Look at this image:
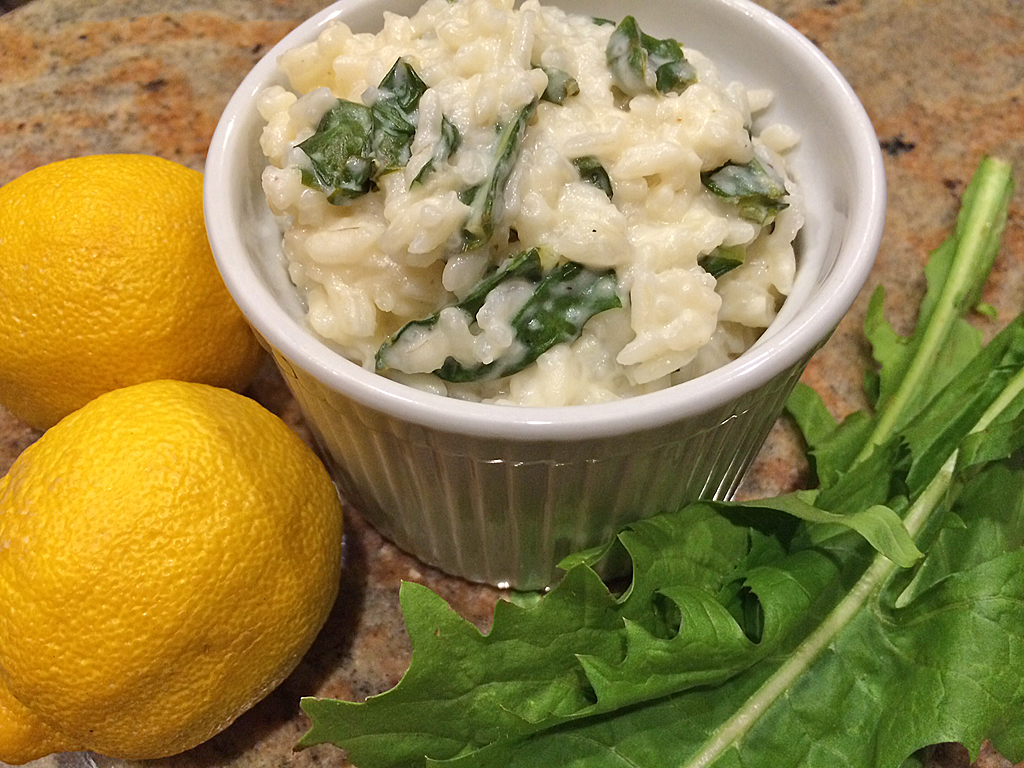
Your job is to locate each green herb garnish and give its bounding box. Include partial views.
[297,100,375,204]
[698,244,745,279]
[702,157,789,225]
[412,115,461,186]
[606,16,697,97]
[369,58,429,172]
[298,57,432,202]
[376,249,621,383]
[459,100,537,251]
[571,155,613,199]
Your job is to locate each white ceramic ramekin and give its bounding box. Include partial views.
[204,0,886,589]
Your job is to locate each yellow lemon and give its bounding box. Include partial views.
[0,380,344,763]
[0,154,264,431]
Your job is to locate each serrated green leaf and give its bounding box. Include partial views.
[785,382,876,489]
[895,460,1024,608]
[727,491,922,567]
[900,315,1024,492]
[453,529,1024,768]
[577,547,840,711]
[300,568,625,766]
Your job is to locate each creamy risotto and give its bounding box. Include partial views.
[258,0,803,406]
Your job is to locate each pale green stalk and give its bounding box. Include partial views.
[854,157,1014,464]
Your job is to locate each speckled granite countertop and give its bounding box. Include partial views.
[1,1,1022,767]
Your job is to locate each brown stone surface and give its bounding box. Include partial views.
[0,1,1022,766]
